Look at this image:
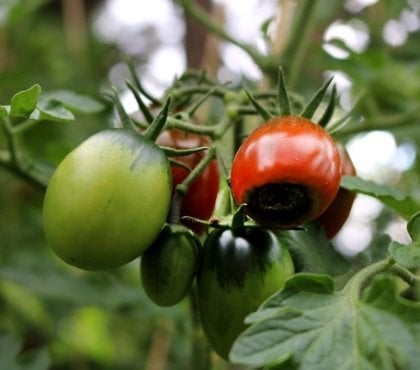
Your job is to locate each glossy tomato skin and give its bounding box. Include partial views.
[156,129,219,232]
[43,129,172,271]
[230,116,341,228]
[317,145,357,238]
[197,227,294,360]
[140,224,200,307]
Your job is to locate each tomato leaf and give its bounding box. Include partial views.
[341,175,419,219]
[42,90,104,114]
[230,274,420,370]
[407,211,420,241]
[277,222,350,277]
[388,241,420,269]
[10,84,41,119]
[35,99,75,122]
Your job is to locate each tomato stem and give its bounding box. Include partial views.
[345,257,395,303]
[169,147,216,224]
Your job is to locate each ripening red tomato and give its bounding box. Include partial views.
[316,145,357,238]
[230,116,341,228]
[156,129,219,233]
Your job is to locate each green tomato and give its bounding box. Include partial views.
[141,224,200,307]
[197,226,294,360]
[42,128,172,271]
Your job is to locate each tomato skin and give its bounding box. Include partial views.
[42,129,172,271]
[156,129,219,233]
[197,227,294,360]
[230,116,341,228]
[140,224,200,307]
[317,145,357,238]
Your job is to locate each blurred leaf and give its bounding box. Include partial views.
[388,241,420,269]
[407,211,420,241]
[341,175,419,219]
[0,105,10,116]
[42,90,105,114]
[0,334,49,370]
[10,85,41,119]
[277,222,350,276]
[34,99,75,123]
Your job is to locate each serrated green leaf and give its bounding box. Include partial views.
[230,274,420,370]
[341,175,419,219]
[36,99,75,122]
[388,241,420,269]
[246,274,334,324]
[42,90,104,114]
[10,84,41,118]
[407,211,420,241]
[277,222,350,276]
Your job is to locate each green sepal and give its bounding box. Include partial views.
[244,88,273,121]
[300,77,333,120]
[123,54,160,105]
[143,96,172,142]
[126,80,154,124]
[277,67,291,116]
[318,83,337,127]
[103,87,134,129]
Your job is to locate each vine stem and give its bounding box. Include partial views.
[345,257,396,303]
[168,147,216,225]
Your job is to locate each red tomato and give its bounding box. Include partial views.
[316,145,357,238]
[230,116,341,228]
[157,129,219,233]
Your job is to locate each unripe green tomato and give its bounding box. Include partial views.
[42,129,172,271]
[197,227,294,360]
[140,224,200,307]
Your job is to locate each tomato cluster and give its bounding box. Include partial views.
[41,75,357,363]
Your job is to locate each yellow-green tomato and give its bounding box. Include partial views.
[42,129,172,271]
[141,224,200,306]
[197,227,295,360]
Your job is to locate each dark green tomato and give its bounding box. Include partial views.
[43,129,172,271]
[141,225,200,307]
[197,227,294,360]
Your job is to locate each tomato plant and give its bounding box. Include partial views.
[317,144,357,238]
[196,224,294,359]
[1,1,420,369]
[156,129,219,232]
[140,224,200,307]
[230,115,341,228]
[43,128,172,271]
